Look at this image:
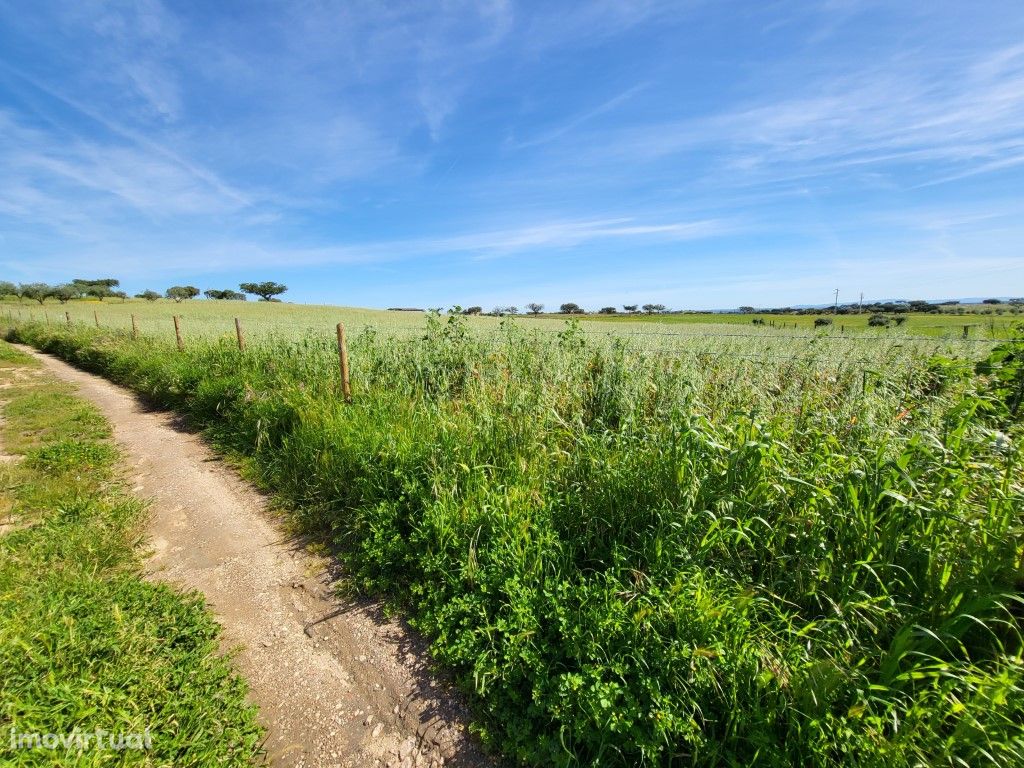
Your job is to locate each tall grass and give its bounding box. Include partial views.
[3,295,1020,342]
[6,314,1023,766]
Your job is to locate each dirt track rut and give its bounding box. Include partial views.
[18,345,492,768]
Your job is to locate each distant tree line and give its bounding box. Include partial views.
[0,278,128,305]
[440,298,1024,319]
[0,279,287,305]
[735,298,1023,316]
[452,302,672,317]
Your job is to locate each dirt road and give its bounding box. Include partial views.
[17,345,493,768]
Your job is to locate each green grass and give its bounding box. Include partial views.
[0,342,263,767]
[3,314,1022,767]
[1,296,1019,345]
[568,308,1023,335]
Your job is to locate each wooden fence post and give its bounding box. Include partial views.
[94,310,100,328]
[45,311,50,326]
[336,322,352,403]
[131,314,139,339]
[234,317,245,351]
[173,315,184,351]
[65,311,71,326]
[963,324,969,338]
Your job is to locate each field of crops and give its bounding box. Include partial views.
[3,303,1023,766]
[2,297,1021,342]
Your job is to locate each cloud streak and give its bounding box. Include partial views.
[580,41,1024,188]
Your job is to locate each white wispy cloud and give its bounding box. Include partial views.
[525,37,1024,194]
[507,82,649,150]
[0,107,250,220]
[57,0,184,121]
[0,213,730,281]
[519,1,697,53]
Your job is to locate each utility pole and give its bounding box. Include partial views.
[833,288,839,314]
[859,292,864,314]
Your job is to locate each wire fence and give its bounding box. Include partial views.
[3,307,1020,377]
[3,309,1020,409]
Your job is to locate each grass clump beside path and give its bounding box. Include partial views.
[5,316,1024,767]
[0,341,263,767]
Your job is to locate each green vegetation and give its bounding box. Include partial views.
[165,285,201,303]
[205,289,247,301]
[2,311,1022,767]
[3,296,1019,346]
[238,282,287,302]
[0,341,263,766]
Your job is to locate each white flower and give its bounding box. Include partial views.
[991,431,1012,453]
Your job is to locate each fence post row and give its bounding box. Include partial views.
[173,315,184,351]
[235,317,245,351]
[336,322,352,403]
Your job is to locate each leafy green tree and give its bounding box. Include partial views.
[20,283,52,305]
[205,289,247,300]
[166,285,200,303]
[73,278,119,301]
[0,281,16,298]
[623,304,638,313]
[526,302,544,315]
[559,302,584,314]
[598,306,617,314]
[239,281,287,301]
[461,306,482,315]
[51,284,78,304]
[136,290,161,301]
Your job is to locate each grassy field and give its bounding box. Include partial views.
[0,341,263,766]
[2,305,1022,767]
[1,297,1020,344]
[569,308,1023,334]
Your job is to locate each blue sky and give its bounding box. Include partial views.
[1,1,1023,310]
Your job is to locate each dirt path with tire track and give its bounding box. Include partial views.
[16,345,493,768]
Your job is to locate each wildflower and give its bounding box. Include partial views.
[991,431,1012,453]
